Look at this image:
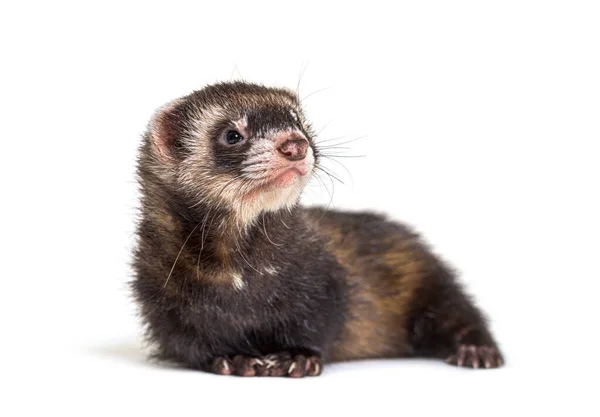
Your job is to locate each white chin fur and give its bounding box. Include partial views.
[237,141,315,224]
[234,172,310,226]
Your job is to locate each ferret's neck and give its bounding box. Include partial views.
[165,195,300,279]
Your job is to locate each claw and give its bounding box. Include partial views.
[446,344,503,369]
[313,362,321,376]
[288,362,296,374]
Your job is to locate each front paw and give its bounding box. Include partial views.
[262,352,322,378]
[446,345,504,369]
[210,352,323,377]
[211,356,248,376]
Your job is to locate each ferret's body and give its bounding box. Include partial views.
[132,82,502,376]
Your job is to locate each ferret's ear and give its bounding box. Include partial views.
[148,98,186,161]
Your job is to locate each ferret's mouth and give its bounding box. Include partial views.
[269,167,308,188]
[243,166,310,201]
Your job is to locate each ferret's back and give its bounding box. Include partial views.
[303,207,439,361]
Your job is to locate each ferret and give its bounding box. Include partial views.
[131,81,503,377]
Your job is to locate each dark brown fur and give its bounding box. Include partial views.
[131,81,503,377]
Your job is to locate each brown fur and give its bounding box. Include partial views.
[304,208,433,360]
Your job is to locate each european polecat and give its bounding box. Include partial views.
[131,81,503,377]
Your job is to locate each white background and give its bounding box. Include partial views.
[1,1,599,416]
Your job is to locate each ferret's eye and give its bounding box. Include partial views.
[224,130,244,145]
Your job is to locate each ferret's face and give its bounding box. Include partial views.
[149,82,317,224]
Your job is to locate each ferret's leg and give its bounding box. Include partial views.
[408,263,504,369]
[210,351,322,377]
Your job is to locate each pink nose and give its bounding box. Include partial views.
[277,138,309,161]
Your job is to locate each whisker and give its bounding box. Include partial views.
[317,146,352,151]
[235,238,263,275]
[196,206,215,280]
[317,136,366,146]
[312,171,334,211]
[320,155,354,184]
[164,221,202,288]
[315,165,344,185]
[296,61,309,102]
[193,174,249,277]
[313,171,330,197]
[315,120,333,138]
[323,171,336,212]
[300,87,329,104]
[261,212,283,246]
[312,171,336,222]
[316,136,345,144]
[320,154,366,159]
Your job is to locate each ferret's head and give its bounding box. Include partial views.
[146,81,317,224]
